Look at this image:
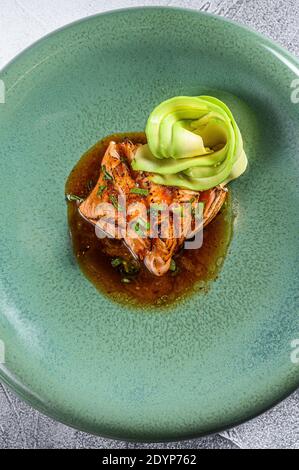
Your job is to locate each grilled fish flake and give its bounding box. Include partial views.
[79,140,227,276]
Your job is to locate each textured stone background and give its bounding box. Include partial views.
[0,0,298,449]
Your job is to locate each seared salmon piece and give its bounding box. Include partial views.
[79,140,227,276]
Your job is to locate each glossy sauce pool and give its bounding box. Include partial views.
[65,133,233,308]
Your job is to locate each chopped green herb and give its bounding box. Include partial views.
[65,194,84,203]
[109,194,124,211]
[123,261,139,275]
[137,217,149,227]
[111,258,122,268]
[169,258,180,276]
[134,217,150,234]
[169,259,176,272]
[192,201,204,217]
[97,184,106,197]
[171,267,180,277]
[130,187,149,196]
[102,165,113,181]
[172,206,184,217]
[150,203,166,213]
[121,277,131,284]
[134,222,145,236]
[109,194,118,209]
[111,257,140,275]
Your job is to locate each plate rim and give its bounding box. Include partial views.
[0,369,298,443]
[1,5,298,77]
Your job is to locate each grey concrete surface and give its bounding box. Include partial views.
[0,0,298,449]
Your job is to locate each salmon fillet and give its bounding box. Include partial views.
[79,140,227,276]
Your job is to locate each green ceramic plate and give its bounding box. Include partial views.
[0,7,298,441]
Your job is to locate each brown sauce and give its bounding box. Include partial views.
[65,133,233,308]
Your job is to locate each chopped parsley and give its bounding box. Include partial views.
[169,259,176,272]
[111,258,123,268]
[172,205,184,217]
[130,187,149,196]
[102,165,113,181]
[169,258,180,276]
[109,194,124,211]
[111,258,140,280]
[150,203,166,214]
[134,217,150,235]
[134,222,140,233]
[97,184,106,197]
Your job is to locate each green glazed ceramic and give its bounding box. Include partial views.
[0,7,298,441]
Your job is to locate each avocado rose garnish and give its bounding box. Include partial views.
[132,95,247,190]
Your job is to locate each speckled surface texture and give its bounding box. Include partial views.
[0,0,298,449]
